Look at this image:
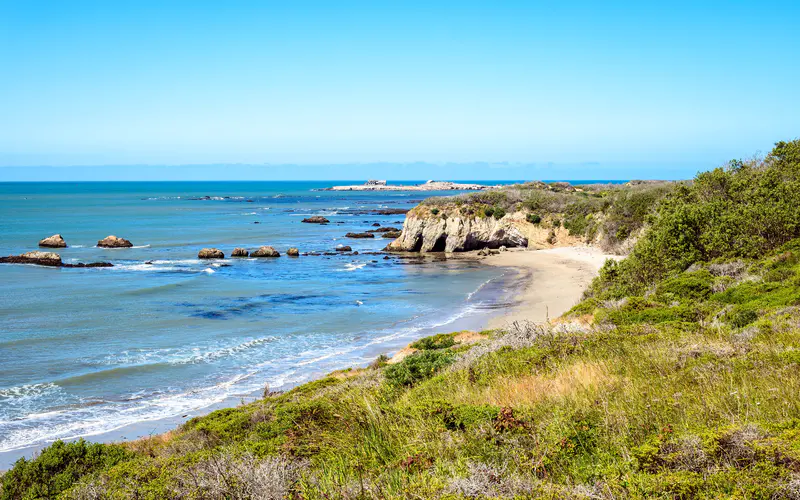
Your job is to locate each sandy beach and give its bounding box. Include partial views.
[484,246,620,328]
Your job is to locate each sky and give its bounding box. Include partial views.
[0,1,798,181]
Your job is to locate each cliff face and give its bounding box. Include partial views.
[386,210,529,252]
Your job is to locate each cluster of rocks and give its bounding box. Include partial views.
[37,234,136,248]
[302,216,330,224]
[198,246,304,259]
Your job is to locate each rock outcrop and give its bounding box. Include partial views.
[97,235,133,248]
[39,234,67,248]
[231,248,249,257]
[302,216,330,224]
[382,231,402,238]
[287,247,300,257]
[0,251,113,268]
[335,245,352,252]
[251,246,280,257]
[386,211,528,252]
[345,232,375,239]
[198,248,224,259]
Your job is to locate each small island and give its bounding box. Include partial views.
[319,179,499,191]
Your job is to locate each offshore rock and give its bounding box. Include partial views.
[345,232,375,239]
[97,235,133,248]
[302,216,330,224]
[231,247,249,257]
[287,247,300,257]
[251,246,280,257]
[198,248,224,259]
[39,234,67,248]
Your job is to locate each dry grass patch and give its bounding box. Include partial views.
[460,360,613,407]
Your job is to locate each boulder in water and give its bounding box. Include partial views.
[39,234,67,248]
[251,246,280,257]
[345,232,375,239]
[0,251,62,267]
[287,247,300,257]
[335,245,352,252]
[97,235,133,248]
[198,248,224,259]
[231,247,249,257]
[302,216,330,224]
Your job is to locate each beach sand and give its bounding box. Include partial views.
[483,246,620,328]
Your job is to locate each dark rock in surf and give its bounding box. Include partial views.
[302,216,330,224]
[335,245,352,252]
[231,248,249,257]
[345,232,375,239]
[287,247,300,257]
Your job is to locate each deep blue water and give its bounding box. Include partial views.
[0,181,528,455]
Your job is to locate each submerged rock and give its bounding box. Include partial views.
[251,246,280,257]
[287,247,300,257]
[39,234,67,248]
[345,232,375,239]
[198,248,224,259]
[302,216,330,224]
[231,247,249,257]
[97,235,133,248]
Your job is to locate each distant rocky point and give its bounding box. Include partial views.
[319,180,498,192]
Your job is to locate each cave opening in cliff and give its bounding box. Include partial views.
[431,234,447,252]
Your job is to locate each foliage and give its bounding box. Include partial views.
[384,350,455,388]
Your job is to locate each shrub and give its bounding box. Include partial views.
[0,439,132,500]
[492,207,506,219]
[483,206,495,218]
[430,208,440,215]
[411,333,456,350]
[384,350,455,387]
[526,213,541,224]
[727,307,759,328]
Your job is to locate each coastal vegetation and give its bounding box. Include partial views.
[4,139,800,499]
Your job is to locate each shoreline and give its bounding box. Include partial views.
[0,245,615,468]
[481,246,620,328]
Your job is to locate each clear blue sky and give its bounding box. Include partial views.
[1,1,798,180]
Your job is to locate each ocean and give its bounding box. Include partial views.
[0,181,529,463]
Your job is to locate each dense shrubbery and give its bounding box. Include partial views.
[591,140,800,298]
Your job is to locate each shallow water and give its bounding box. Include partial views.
[0,181,522,459]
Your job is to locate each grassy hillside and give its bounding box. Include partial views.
[4,140,800,499]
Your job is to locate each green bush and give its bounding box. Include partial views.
[526,213,542,224]
[492,206,506,219]
[727,307,759,328]
[384,350,455,388]
[1,439,132,500]
[411,333,456,350]
[430,208,439,215]
[483,206,495,218]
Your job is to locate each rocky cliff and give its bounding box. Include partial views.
[386,210,529,252]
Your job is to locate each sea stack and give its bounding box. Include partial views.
[97,235,133,248]
[39,234,67,248]
[198,248,224,259]
[251,246,280,257]
[287,247,300,257]
[231,248,249,257]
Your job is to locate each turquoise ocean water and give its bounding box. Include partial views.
[0,181,530,460]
